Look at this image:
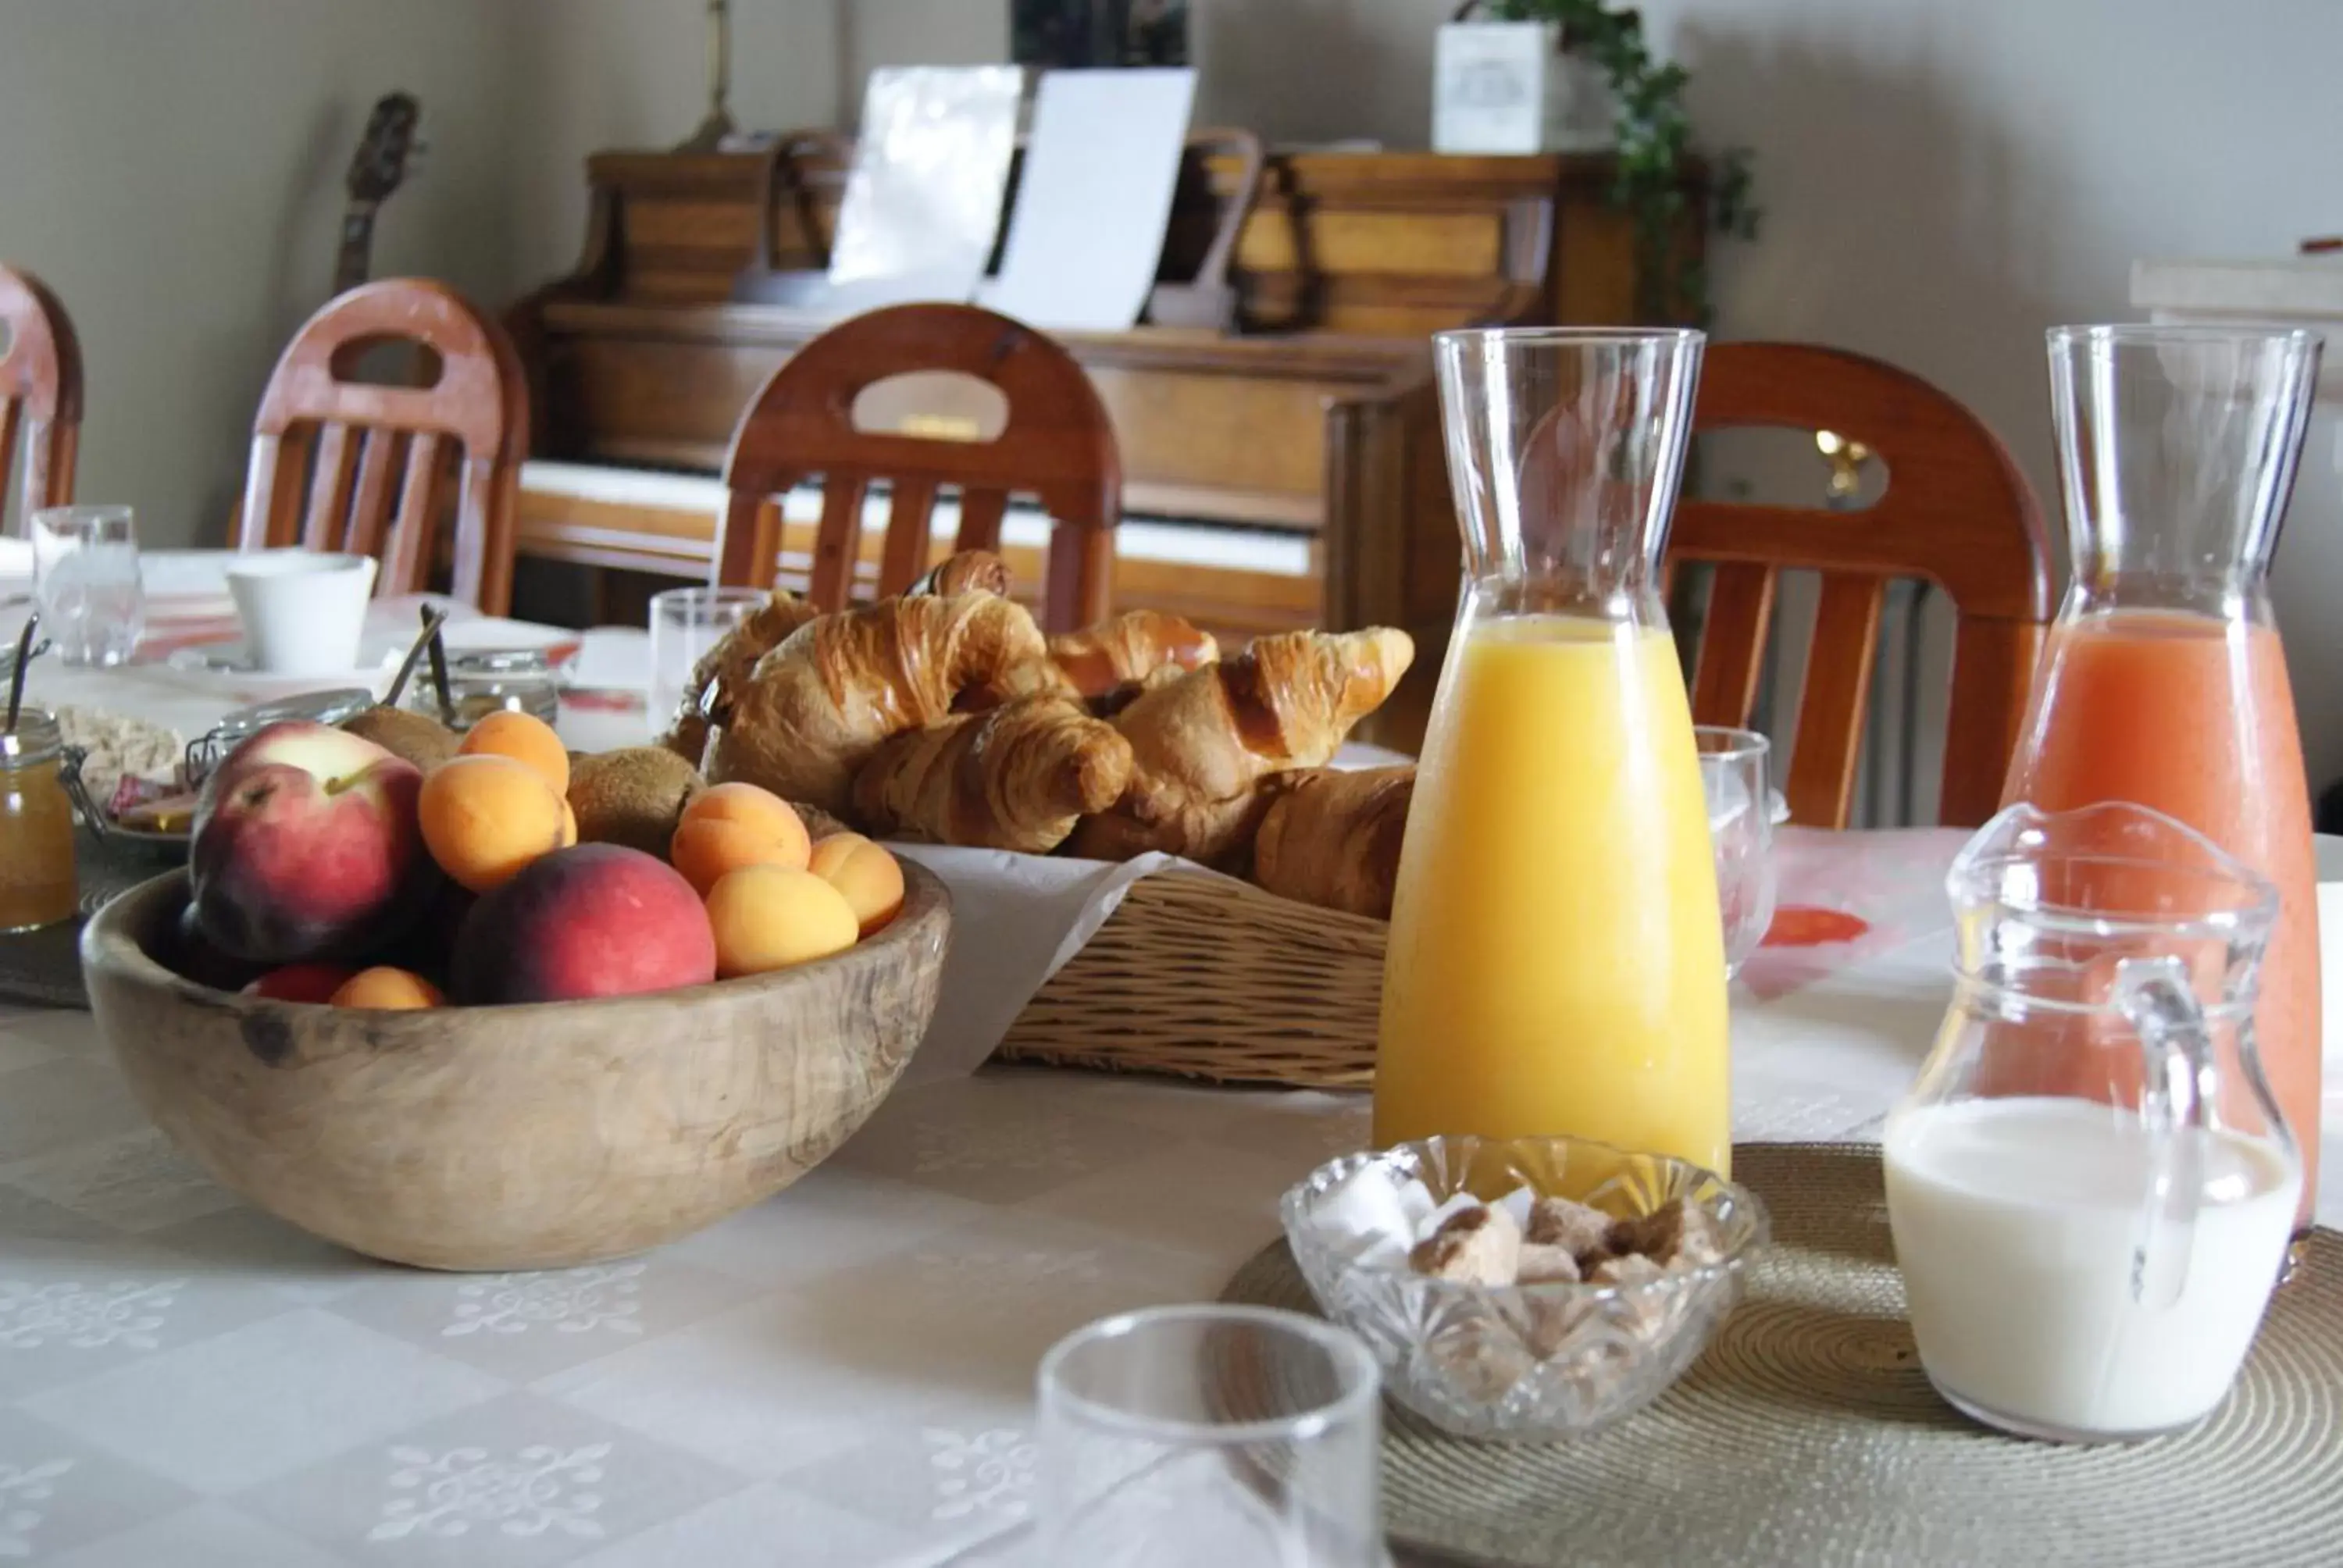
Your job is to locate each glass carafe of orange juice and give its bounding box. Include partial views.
[2002,325,2324,1235]
[1374,327,1729,1171]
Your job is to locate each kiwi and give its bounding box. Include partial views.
[567,747,704,857]
[341,706,461,771]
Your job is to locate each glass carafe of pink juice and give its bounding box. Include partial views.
[2002,325,2323,1234]
[1374,328,1730,1171]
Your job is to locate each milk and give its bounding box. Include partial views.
[1884,1097,2298,1441]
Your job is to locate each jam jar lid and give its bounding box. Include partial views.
[0,709,62,769]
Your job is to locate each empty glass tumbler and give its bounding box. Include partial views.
[1036,1305,1382,1566]
[30,505,144,667]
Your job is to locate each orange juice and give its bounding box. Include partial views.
[1374,616,1731,1171]
[2002,608,2321,1226]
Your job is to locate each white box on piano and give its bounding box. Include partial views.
[1432,20,1614,155]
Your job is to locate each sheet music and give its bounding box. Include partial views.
[980,68,1197,332]
[828,66,1025,308]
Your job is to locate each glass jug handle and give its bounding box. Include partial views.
[2114,956,2217,1310]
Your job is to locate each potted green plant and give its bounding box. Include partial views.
[1467,1,1758,322]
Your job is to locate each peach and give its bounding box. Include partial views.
[419,754,569,893]
[458,709,570,794]
[244,962,358,1003]
[671,782,810,895]
[705,864,858,978]
[807,832,905,937]
[330,966,444,1009]
[561,799,579,847]
[450,844,716,1004]
[191,720,439,964]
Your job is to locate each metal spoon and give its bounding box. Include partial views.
[5,612,40,733]
[422,605,455,724]
[382,606,451,710]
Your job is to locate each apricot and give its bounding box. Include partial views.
[458,710,570,795]
[560,799,579,847]
[705,864,858,977]
[807,832,905,937]
[671,782,810,895]
[330,966,444,1009]
[419,754,569,893]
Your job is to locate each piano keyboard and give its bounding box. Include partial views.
[517,459,1325,639]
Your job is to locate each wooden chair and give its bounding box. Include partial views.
[0,265,83,529]
[238,278,529,613]
[1669,343,2052,828]
[713,303,1120,630]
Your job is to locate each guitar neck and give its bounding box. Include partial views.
[334,201,380,296]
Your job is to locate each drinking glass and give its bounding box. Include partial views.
[1697,725,1777,977]
[1037,1304,1382,1567]
[30,505,144,667]
[647,586,767,742]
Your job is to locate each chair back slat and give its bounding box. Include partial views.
[808,476,869,610]
[0,266,83,529]
[236,279,526,611]
[301,422,362,552]
[1669,342,2051,827]
[1780,571,1888,828]
[344,426,403,560]
[1687,561,1777,729]
[956,487,1009,555]
[717,304,1120,629]
[383,431,445,600]
[877,477,940,597]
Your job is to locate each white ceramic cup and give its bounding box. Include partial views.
[226,552,379,675]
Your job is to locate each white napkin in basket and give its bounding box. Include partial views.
[890,846,1239,1082]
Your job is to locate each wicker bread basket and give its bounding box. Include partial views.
[994,869,1385,1089]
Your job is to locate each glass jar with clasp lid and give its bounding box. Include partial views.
[183,689,378,786]
[396,647,561,733]
[0,710,81,931]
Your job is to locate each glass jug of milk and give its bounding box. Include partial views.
[1885,801,2302,1443]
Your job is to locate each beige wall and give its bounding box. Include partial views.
[0,0,839,547]
[504,0,842,290]
[0,0,527,545]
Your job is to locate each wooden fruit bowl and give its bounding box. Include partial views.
[79,861,951,1271]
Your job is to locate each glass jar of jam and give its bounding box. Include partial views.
[0,710,80,932]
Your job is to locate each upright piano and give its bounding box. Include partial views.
[511,144,1702,746]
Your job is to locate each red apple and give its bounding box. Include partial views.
[242,963,359,1003]
[190,720,440,964]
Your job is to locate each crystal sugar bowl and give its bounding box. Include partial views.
[1281,1135,1767,1440]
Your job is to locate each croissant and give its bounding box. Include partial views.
[1252,766,1415,918]
[1068,627,1414,865]
[708,591,1047,814]
[908,549,1012,600]
[853,693,1134,853]
[658,590,825,766]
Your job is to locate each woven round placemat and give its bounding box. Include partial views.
[1223,1142,2343,1567]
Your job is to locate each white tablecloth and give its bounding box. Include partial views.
[3,661,2338,1564]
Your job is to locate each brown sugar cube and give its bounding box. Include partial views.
[1608,1199,1725,1268]
[1525,1196,1614,1260]
[1516,1242,1582,1285]
[1408,1203,1522,1286]
[1590,1252,1678,1341]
